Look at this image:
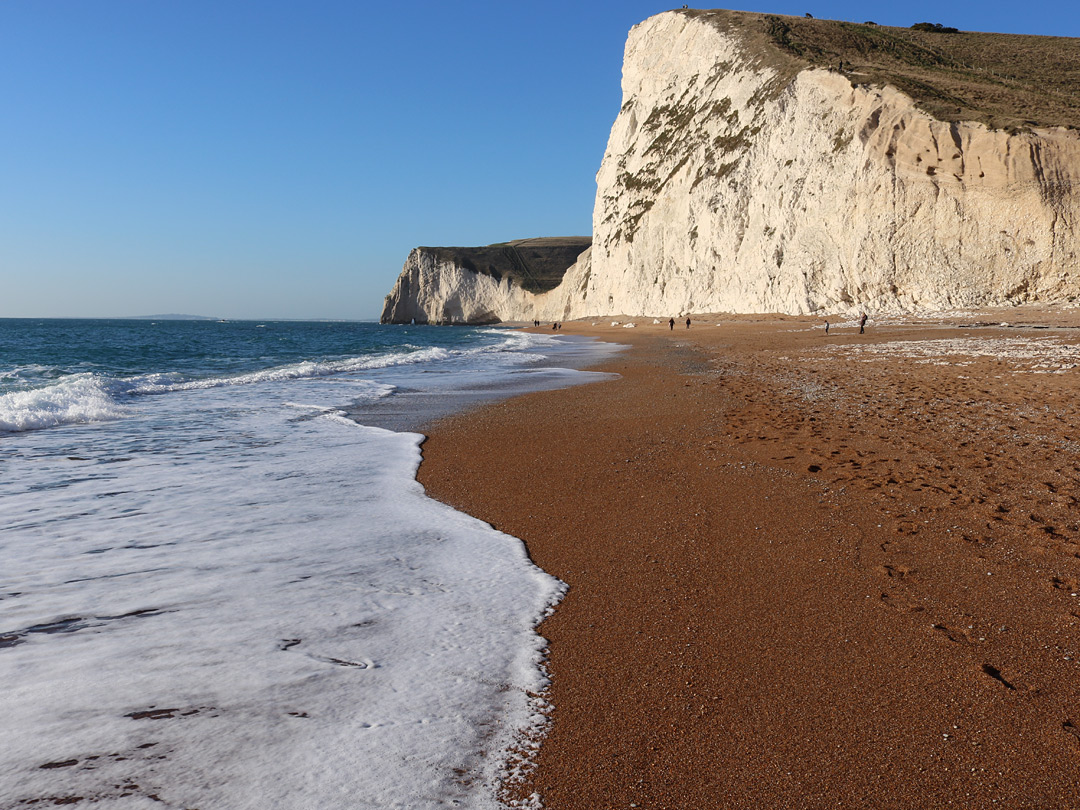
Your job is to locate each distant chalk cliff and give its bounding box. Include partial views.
[380,238,590,324]
[381,10,1080,321]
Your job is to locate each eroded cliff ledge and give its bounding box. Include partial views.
[380,237,590,324]
[382,10,1080,321]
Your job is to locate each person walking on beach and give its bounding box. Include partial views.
[685,317,691,329]
[669,317,675,331]
[859,312,868,334]
[825,320,830,335]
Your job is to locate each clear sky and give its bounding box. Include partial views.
[2,0,1076,320]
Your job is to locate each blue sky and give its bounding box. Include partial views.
[2,1,1076,320]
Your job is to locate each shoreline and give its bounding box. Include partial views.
[418,314,1080,808]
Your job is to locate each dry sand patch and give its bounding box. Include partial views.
[420,315,1080,808]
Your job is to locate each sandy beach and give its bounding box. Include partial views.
[418,312,1080,809]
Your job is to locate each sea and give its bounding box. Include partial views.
[0,318,619,809]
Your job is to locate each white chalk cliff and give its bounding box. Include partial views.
[382,10,1080,322]
[380,238,590,324]
[380,248,532,326]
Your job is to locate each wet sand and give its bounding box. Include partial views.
[418,312,1080,809]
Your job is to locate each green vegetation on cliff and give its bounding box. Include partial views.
[682,9,1080,132]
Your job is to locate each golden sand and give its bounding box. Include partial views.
[419,313,1080,808]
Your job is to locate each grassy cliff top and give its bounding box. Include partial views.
[679,8,1080,132]
[419,237,591,295]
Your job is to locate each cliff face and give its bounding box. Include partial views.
[380,238,589,324]
[383,11,1080,321]
[563,11,1080,317]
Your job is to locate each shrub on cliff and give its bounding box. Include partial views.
[911,22,959,33]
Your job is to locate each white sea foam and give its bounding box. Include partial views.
[0,373,128,433]
[0,373,564,808]
[0,327,622,806]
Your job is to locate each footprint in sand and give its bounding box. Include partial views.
[875,564,914,579]
[1051,577,1080,595]
[879,592,923,613]
[932,623,978,645]
[980,663,1017,690]
[1063,720,1080,746]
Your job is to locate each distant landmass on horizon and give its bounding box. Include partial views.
[127,314,220,320]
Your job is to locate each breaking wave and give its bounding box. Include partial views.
[0,331,552,434]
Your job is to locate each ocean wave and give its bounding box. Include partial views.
[0,334,552,434]
[127,347,458,394]
[478,328,560,350]
[132,335,557,393]
[0,373,128,433]
[0,364,67,388]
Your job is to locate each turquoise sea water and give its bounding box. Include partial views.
[0,319,617,808]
